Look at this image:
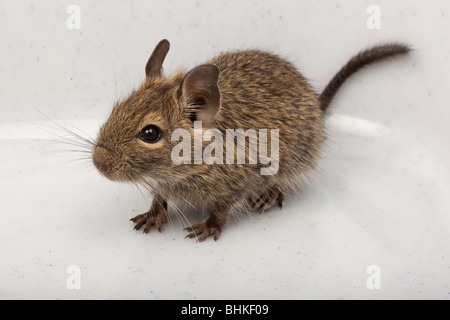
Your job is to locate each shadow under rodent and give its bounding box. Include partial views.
[92,39,410,242]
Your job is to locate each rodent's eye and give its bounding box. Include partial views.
[139,125,161,143]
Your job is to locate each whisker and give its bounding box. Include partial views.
[34,149,92,159]
[38,142,93,153]
[32,123,94,153]
[111,55,120,104]
[132,175,176,231]
[31,106,96,147]
[115,50,134,94]
[133,173,194,233]
[47,149,93,154]
[56,118,96,146]
[53,156,93,169]
[177,194,199,213]
[167,199,194,232]
[71,160,94,172]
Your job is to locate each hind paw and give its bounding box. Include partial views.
[248,185,284,213]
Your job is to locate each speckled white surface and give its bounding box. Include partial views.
[1,0,449,299]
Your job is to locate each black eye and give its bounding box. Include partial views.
[139,125,161,143]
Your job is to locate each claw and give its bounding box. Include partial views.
[184,221,221,241]
[130,209,167,234]
[249,186,284,213]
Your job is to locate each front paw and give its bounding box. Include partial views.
[184,220,222,242]
[130,206,167,234]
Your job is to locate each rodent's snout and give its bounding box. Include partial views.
[92,149,108,173]
[92,145,123,181]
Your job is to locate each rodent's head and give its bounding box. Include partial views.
[92,39,221,183]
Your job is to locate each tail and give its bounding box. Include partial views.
[319,43,411,112]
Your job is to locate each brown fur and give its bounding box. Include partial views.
[92,40,409,241]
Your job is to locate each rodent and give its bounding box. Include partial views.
[92,39,410,241]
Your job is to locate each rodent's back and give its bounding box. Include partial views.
[208,50,324,188]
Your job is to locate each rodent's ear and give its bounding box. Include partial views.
[179,64,221,126]
[145,39,170,78]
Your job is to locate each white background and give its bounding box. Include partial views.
[0,0,449,299]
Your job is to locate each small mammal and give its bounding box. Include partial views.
[92,39,410,241]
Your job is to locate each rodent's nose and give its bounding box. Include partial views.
[93,156,108,173]
[92,146,115,178]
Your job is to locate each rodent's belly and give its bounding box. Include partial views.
[157,184,215,213]
[154,165,282,208]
